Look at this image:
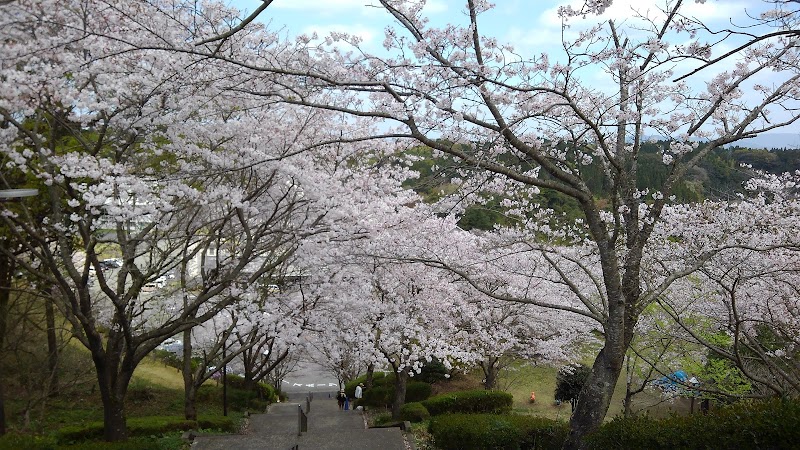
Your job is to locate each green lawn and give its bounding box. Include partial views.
[499,362,696,421]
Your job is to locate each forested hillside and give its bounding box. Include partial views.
[403,142,800,230]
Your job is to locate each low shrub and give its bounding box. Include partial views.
[227,388,269,412]
[196,384,217,402]
[197,416,237,433]
[58,433,184,450]
[361,385,393,407]
[586,398,800,449]
[406,381,433,402]
[223,375,277,403]
[151,349,182,370]
[401,402,431,423]
[127,380,158,402]
[126,416,196,435]
[0,433,56,450]
[373,413,394,426]
[56,415,236,444]
[429,414,567,450]
[422,390,513,416]
[56,423,105,443]
[346,373,432,406]
[345,372,392,397]
[417,358,450,384]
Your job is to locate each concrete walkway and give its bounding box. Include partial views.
[192,393,407,450]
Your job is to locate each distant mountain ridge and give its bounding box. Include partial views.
[643,133,800,150]
[725,133,800,150]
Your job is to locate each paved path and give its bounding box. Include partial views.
[192,394,407,450]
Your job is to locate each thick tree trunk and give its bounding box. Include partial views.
[97,371,129,442]
[100,395,127,442]
[45,296,59,397]
[390,370,408,420]
[563,347,625,449]
[482,357,499,390]
[0,250,11,436]
[92,335,134,441]
[182,329,197,421]
[242,349,256,391]
[184,384,198,421]
[365,363,375,389]
[0,380,5,436]
[243,373,256,391]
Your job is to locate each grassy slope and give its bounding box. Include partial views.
[133,358,186,390]
[435,362,695,423]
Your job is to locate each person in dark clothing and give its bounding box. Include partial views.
[336,390,346,410]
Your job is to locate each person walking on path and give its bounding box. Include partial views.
[336,389,346,410]
[354,383,363,407]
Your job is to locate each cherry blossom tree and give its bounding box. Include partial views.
[193,0,800,445]
[650,171,800,397]
[0,0,342,440]
[454,275,584,390]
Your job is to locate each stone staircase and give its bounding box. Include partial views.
[192,394,408,450]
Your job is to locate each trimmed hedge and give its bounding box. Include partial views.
[345,372,392,398]
[586,398,800,449]
[58,433,185,449]
[362,385,392,407]
[56,415,236,444]
[400,402,431,423]
[406,381,433,403]
[422,390,513,416]
[348,373,433,407]
[429,414,568,450]
[224,374,278,403]
[0,433,56,450]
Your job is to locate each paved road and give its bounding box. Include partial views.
[192,395,408,450]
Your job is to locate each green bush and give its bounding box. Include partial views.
[58,433,184,450]
[361,385,393,407]
[227,388,269,412]
[197,416,238,432]
[400,402,431,423]
[417,358,450,384]
[345,372,392,397]
[429,414,567,450]
[152,349,182,370]
[223,375,277,403]
[127,379,158,402]
[422,390,513,416]
[406,381,433,402]
[0,433,56,450]
[196,384,217,402]
[346,373,431,406]
[56,415,236,444]
[56,423,105,443]
[587,399,800,449]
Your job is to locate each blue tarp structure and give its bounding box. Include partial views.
[653,370,689,392]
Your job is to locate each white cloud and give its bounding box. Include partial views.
[535,0,751,28]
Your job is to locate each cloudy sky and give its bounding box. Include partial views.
[229,0,759,54]
[225,0,799,138]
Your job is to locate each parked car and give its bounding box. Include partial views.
[99,258,122,269]
[156,338,183,354]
